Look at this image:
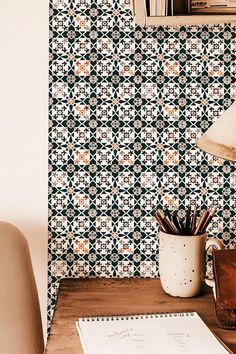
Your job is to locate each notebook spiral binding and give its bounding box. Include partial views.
[81,312,195,321]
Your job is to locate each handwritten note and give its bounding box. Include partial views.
[76,312,229,354]
[166,332,191,353]
[108,328,145,351]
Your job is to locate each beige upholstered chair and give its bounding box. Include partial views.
[0,222,44,354]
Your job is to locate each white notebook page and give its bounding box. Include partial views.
[76,312,229,354]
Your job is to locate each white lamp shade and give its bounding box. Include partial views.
[197,101,236,162]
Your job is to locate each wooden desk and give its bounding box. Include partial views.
[45,278,236,354]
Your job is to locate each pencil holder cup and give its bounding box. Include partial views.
[158,232,224,297]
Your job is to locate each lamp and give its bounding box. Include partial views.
[197,100,236,162]
[197,101,236,330]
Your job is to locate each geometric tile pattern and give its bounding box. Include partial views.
[49,0,236,328]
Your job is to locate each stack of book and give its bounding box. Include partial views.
[147,0,191,16]
[191,0,236,13]
[146,0,236,15]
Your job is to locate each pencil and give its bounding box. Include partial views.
[200,208,216,234]
[185,205,191,233]
[172,214,182,233]
[156,210,173,234]
[191,206,197,234]
[155,211,172,233]
[194,210,209,235]
[157,210,179,235]
[153,213,166,232]
[165,206,172,222]
[153,206,216,236]
[164,217,180,235]
[179,218,186,234]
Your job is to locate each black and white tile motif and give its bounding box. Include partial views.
[49,0,236,327]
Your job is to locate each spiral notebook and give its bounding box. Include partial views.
[76,312,231,354]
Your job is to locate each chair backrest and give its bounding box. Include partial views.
[0,222,44,354]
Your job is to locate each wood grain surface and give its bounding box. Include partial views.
[45,278,236,354]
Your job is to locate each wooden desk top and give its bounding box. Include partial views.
[45,278,236,354]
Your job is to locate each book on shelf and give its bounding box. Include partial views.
[191,0,236,12]
[75,311,232,354]
[148,0,191,15]
[191,6,236,12]
[149,0,167,16]
[146,0,236,15]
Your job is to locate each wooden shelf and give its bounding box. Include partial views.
[131,0,236,26]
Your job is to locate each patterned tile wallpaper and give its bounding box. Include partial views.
[49,0,236,324]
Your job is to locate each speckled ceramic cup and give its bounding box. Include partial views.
[158,232,223,297]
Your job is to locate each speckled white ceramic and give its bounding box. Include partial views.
[158,232,223,298]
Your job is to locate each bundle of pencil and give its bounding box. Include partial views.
[153,206,215,236]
